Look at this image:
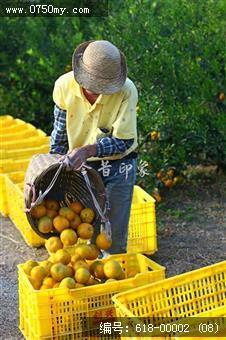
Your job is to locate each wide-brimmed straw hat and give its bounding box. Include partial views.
[72,40,127,95]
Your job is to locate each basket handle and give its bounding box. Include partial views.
[25,161,64,212]
[80,165,112,240]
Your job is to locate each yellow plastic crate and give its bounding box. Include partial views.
[0,143,50,160]
[2,128,46,142]
[112,261,226,339]
[7,171,25,183]
[18,253,165,340]
[5,175,45,247]
[127,185,157,254]
[1,135,49,150]
[0,118,27,132]
[0,158,30,173]
[0,174,8,216]
[0,115,14,123]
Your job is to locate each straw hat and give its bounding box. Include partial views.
[72,40,127,95]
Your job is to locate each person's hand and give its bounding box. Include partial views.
[64,145,97,170]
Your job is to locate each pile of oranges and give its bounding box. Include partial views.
[31,199,111,251]
[22,247,138,290]
[26,199,141,291]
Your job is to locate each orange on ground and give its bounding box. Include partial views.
[80,208,95,223]
[50,263,69,282]
[70,214,82,230]
[104,260,123,279]
[95,233,112,250]
[77,223,94,239]
[60,229,78,246]
[54,249,71,265]
[45,236,63,253]
[70,201,83,214]
[59,207,75,221]
[38,216,53,233]
[31,204,46,219]
[53,216,70,232]
[44,199,60,211]
[75,267,90,284]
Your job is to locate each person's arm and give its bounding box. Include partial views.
[50,105,69,155]
[96,137,134,157]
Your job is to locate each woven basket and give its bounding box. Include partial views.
[24,154,108,239]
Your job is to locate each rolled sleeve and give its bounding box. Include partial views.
[50,105,69,155]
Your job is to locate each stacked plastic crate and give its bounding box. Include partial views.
[0,115,49,246]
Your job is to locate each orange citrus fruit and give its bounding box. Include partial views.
[54,249,71,265]
[59,277,76,289]
[70,201,83,214]
[104,260,123,279]
[74,244,92,259]
[23,260,38,275]
[60,229,78,246]
[44,199,60,211]
[39,260,53,275]
[75,283,85,288]
[28,276,42,290]
[50,263,69,282]
[75,267,91,284]
[43,277,57,288]
[164,179,174,188]
[95,233,112,250]
[59,207,75,221]
[46,209,58,219]
[70,253,83,264]
[73,260,89,271]
[80,208,95,223]
[31,204,46,219]
[85,244,100,260]
[53,216,70,232]
[45,236,63,253]
[30,265,47,282]
[38,216,53,233]
[89,261,105,280]
[77,223,94,239]
[86,276,100,286]
[70,214,82,230]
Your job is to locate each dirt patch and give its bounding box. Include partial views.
[0,174,225,339]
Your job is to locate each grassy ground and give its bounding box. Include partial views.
[0,173,225,339]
